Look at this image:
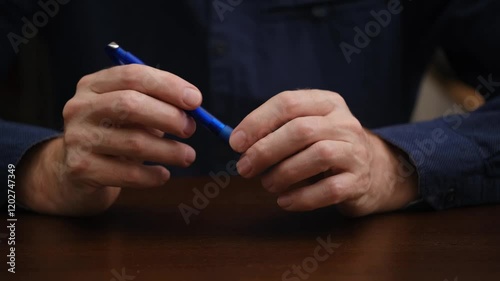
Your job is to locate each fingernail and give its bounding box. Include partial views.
[185,147,196,165]
[237,156,252,176]
[231,130,247,152]
[183,117,196,136]
[161,169,171,184]
[277,194,293,208]
[183,88,201,107]
[261,177,274,191]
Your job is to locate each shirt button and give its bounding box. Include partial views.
[212,41,228,56]
[445,188,456,203]
[311,5,330,19]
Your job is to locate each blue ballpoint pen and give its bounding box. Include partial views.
[105,42,234,144]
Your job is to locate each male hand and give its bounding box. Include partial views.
[18,65,201,216]
[230,90,418,216]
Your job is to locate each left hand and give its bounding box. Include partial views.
[230,90,418,217]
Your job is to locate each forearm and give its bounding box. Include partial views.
[0,120,60,206]
[372,96,500,210]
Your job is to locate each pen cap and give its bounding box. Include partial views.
[218,125,233,144]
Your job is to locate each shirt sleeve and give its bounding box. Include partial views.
[1,120,60,205]
[373,96,500,210]
[373,0,500,210]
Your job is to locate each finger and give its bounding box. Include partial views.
[230,90,347,152]
[238,116,354,177]
[90,90,196,138]
[144,127,165,138]
[78,64,202,109]
[115,123,165,138]
[276,173,356,211]
[109,126,164,163]
[66,153,171,189]
[261,140,353,193]
[89,127,196,167]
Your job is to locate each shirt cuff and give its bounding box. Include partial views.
[1,121,61,206]
[372,119,486,210]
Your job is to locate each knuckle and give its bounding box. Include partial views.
[65,151,91,177]
[98,118,116,131]
[63,129,82,147]
[123,166,143,186]
[119,64,143,88]
[76,74,93,89]
[141,70,161,92]
[250,140,272,162]
[88,128,107,147]
[115,91,140,116]
[359,174,371,192]
[255,127,272,141]
[356,166,372,191]
[278,91,301,116]
[164,108,187,135]
[167,143,187,166]
[179,146,195,166]
[159,170,170,185]
[62,98,85,121]
[314,141,336,161]
[340,119,363,136]
[351,143,366,159]
[292,118,317,142]
[327,91,346,106]
[125,133,147,154]
[323,178,344,203]
[348,119,363,132]
[64,127,96,151]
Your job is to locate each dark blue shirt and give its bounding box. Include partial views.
[1,0,499,210]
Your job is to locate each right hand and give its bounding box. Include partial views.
[17,65,201,216]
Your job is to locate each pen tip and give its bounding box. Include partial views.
[107,42,119,49]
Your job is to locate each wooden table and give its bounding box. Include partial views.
[2,177,500,281]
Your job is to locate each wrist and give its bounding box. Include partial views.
[368,132,419,212]
[17,137,65,212]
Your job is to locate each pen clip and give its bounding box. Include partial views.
[105,47,124,65]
